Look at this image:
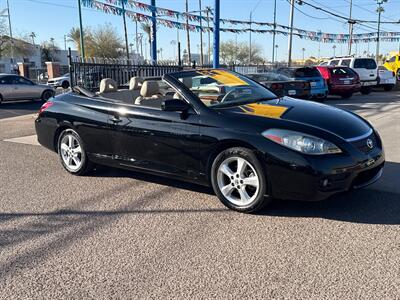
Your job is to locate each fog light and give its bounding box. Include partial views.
[322,179,330,187]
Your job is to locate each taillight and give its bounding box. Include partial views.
[39,101,53,114]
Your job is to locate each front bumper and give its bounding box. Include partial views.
[260,136,385,202]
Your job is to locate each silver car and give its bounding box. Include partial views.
[0,74,55,104]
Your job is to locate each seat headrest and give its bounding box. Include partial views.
[140,81,160,97]
[129,77,143,90]
[99,78,118,93]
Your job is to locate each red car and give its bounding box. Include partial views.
[316,66,361,99]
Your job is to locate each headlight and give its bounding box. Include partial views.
[262,129,342,155]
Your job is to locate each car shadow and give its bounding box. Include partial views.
[261,161,400,225]
[91,166,214,195]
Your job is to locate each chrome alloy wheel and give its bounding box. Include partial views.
[60,134,83,172]
[217,156,260,206]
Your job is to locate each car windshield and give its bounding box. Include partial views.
[250,73,290,81]
[170,69,277,108]
[353,58,377,69]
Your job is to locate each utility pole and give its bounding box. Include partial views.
[151,0,157,63]
[287,0,295,67]
[199,0,204,65]
[206,7,211,64]
[318,30,321,59]
[135,18,139,56]
[272,0,277,64]
[302,47,305,61]
[333,45,337,57]
[185,0,192,64]
[213,0,220,68]
[121,0,130,60]
[64,35,67,50]
[6,0,14,64]
[249,0,262,64]
[77,0,85,59]
[348,0,354,55]
[376,0,387,63]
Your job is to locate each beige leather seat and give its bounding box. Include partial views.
[99,78,118,93]
[129,77,143,91]
[135,81,166,107]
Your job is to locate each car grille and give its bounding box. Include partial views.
[351,133,378,154]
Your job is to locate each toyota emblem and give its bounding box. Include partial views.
[366,138,374,149]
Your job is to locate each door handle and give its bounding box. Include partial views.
[110,116,122,124]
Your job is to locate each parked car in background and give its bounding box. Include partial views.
[377,66,396,91]
[383,54,400,80]
[316,66,361,99]
[47,73,70,89]
[277,67,328,100]
[247,72,310,99]
[0,74,55,104]
[326,56,378,94]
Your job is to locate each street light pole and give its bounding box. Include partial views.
[249,0,262,64]
[287,0,295,67]
[376,0,387,63]
[213,0,220,68]
[121,0,130,60]
[333,45,337,57]
[199,0,204,66]
[185,0,192,64]
[77,0,85,60]
[348,0,354,55]
[272,0,277,63]
[6,0,14,64]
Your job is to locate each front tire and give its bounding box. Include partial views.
[211,147,269,213]
[58,129,92,175]
[41,90,54,101]
[384,85,394,91]
[61,81,70,89]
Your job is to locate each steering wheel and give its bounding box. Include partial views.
[219,89,237,103]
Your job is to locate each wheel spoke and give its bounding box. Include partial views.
[74,145,82,154]
[236,157,247,176]
[68,135,73,148]
[219,163,234,178]
[60,143,69,153]
[72,156,81,166]
[220,184,235,197]
[242,176,259,188]
[237,187,251,202]
[67,156,73,166]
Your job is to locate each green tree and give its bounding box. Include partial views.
[41,40,60,62]
[220,40,265,64]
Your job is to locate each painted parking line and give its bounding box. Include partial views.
[3,135,40,146]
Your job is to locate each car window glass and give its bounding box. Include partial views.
[353,58,377,69]
[17,77,33,85]
[330,67,356,76]
[293,68,321,78]
[0,76,12,84]
[340,59,351,67]
[388,56,396,63]
[329,60,340,66]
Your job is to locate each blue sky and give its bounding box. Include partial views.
[3,0,400,61]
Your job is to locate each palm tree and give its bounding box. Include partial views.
[140,23,152,59]
[67,27,82,53]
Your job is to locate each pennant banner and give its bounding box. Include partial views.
[82,0,400,43]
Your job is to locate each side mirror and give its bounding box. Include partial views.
[161,99,191,112]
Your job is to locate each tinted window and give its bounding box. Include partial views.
[341,59,351,67]
[353,58,377,69]
[16,77,33,85]
[388,56,396,63]
[0,76,11,84]
[329,67,357,76]
[293,67,321,78]
[329,60,340,66]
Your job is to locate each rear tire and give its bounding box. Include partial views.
[211,147,270,213]
[41,90,54,101]
[397,70,400,81]
[360,87,372,95]
[384,85,394,92]
[57,129,92,176]
[61,81,70,89]
[341,93,353,99]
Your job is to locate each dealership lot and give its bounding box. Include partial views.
[0,92,399,298]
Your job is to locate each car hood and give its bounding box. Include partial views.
[221,97,371,140]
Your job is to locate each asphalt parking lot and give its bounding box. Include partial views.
[0,91,399,298]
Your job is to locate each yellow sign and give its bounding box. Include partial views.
[197,69,249,86]
[241,103,288,119]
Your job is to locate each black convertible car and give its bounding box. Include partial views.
[35,69,384,213]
